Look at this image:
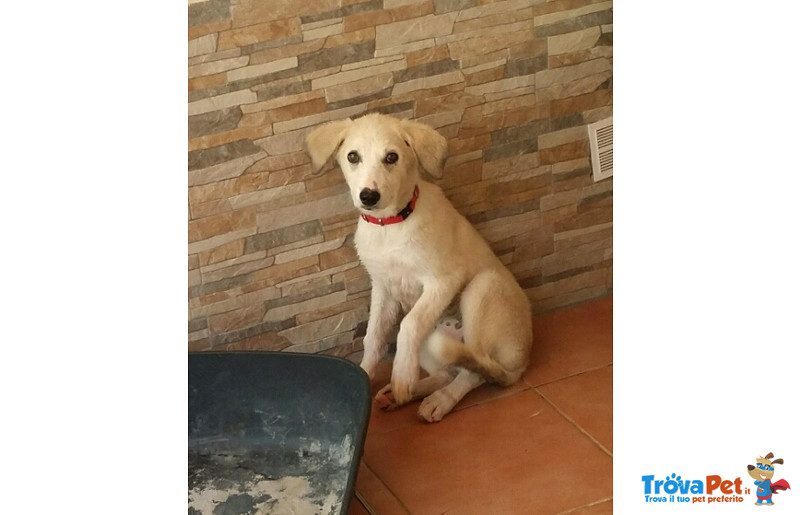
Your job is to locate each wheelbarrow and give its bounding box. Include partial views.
[189,352,371,514]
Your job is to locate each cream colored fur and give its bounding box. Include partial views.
[305,113,532,422]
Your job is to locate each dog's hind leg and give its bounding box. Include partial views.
[417,369,485,423]
[374,368,455,411]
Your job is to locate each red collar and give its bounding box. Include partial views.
[360,185,419,226]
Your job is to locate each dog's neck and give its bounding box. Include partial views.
[360,185,419,226]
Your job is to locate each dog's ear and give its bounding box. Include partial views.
[400,119,448,179]
[305,119,353,175]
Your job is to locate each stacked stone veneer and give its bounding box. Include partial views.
[188,0,613,355]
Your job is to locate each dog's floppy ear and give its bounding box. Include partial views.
[304,119,353,175]
[399,118,448,179]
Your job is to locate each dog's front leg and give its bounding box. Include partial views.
[360,282,400,380]
[391,285,456,406]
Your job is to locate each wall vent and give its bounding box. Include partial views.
[588,117,612,182]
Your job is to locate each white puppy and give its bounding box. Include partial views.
[305,113,532,422]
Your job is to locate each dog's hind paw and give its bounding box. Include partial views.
[418,390,457,423]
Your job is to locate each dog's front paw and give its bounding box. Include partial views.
[374,383,399,410]
[390,355,418,406]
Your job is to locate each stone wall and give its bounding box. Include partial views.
[188,0,613,355]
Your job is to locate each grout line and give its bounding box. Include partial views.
[359,459,413,515]
[556,496,613,514]
[535,388,613,458]
[524,361,613,389]
[353,490,376,515]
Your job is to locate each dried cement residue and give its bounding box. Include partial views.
[188,435,354,515]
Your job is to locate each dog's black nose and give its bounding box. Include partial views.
[359,188,380,207]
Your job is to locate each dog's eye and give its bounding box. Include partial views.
[347,151,360,164]
[384,152,398,165]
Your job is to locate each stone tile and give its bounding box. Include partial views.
[538,125,587,150]
[188,107,242,139]
[456,0,542,21]
[535,57,611,89]
[188,208,256,245]
[263,290,349,323]
[534,9,613,38]
[279,306,367,345]
[345,0,434,32]
[548,25,602,55]
[188,33,218,58]
[434,0,476,13]
[312,59,407,90]
[464,72,534,97]
[272,103,368,134]
[210,318,295,347]
[188,152,267,187]
[324,73,394,106]
[376,13,457,50]
[244,220,323,254]
[393,58,460,83]
[539,139,590,165]
[273,236,346,265]
[208,304,266,334]
[298,40,375,75]
[405,44,450,67]
[189,19,232,42]
[218,18,300,51]
[238,97,328,127]
[446,28,531,59]
[392,70,463,95]
[188,56,248,79]
[189,48,242,68]
[189,0,230,28]
[188,89,257,117]
[225,56,297,82]
[375,38,437,58]
[551,89,612,117]
[188,139,261,171]
[533,0,612,27]
[504,54,547,77]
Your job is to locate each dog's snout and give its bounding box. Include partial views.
[359,188,381,207]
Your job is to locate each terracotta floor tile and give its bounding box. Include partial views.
[537,365,613,453]
[363,389,613,515]
[347,494,370,515]
[352,460,410,515]
[566,499,613,513]
[525,296,612,387]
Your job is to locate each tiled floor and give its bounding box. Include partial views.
[347,296,613,515]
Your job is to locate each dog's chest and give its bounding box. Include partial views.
[355,228,424,310]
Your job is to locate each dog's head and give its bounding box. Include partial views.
[304,113,447,217]
[747,452,784,481]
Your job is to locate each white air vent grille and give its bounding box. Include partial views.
[588,117,613,182]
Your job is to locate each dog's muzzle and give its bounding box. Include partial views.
[359,188,380,208]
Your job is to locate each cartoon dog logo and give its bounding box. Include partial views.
[747,452,791,506]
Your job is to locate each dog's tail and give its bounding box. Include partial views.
[427,331,521,386]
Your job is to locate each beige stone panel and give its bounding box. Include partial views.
[344,1,434,32]
[255,126,315,156]
[548,26,602,56]
[312,59,406,89]
[189,269,202,288]
[188,89,257,116]
[188,152,267,187]
[218,18,301,50]
[405,44,450,67]
[188,56,248,79]
[438,20,533,45]
[452,7,534,34]
[375,38,436,58]
[375,13,457,50]
[538,125,588,150]
[268,235,325,258]
[303,21,344,41]
[228,182,307,210]
[263,290,348,323]
[200,249,267,276]
[484,85,537,102]
[188,33,218,58]
[456,0,542,21]
[385,0,428,7]
[540,189,580,212]
[534,0,612,26]
[208,304,267,334]
[279,306,367,345]
[275,261,360,290]
[536,71,612,103]
[256,192,353,232]
[342,54,405,72]
[188,126,274,152]
[240,90,325,114]
[191,285,281,320]
[475,211,542,243]
[415,110,463,129]
[464,74,534,96]
[280,275,333,298]
[325,73,394,104]
[535,58,611,89]
[189,48,241,67]
[231,0,338,28]
[226,56,297,82]
[188,227,257,255]
[447,30,532,59]
[201,255,273,283]
[392,70,464,95]
[272,103,368,134]
[273,237,346,265]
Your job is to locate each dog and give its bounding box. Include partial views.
[305,113,533,422]
[746,452,791,506]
